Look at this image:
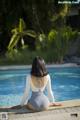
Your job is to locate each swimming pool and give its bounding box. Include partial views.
[0,66,80,107]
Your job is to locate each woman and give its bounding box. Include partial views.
[20,56,61,111]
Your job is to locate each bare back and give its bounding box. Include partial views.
[31,75,48,89]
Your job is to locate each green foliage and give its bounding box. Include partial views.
[36,33,47,50]
[0,0,72,53]
[48,29,58,46]
[6,49,21,61]
[0,0,79,65]
[60,4,69,18]
[0,48,63,65]
[8,18,36,50]
[19,18,26,32]
[8,34,20,50]
[47,26,78,62]
[38,34,46,42]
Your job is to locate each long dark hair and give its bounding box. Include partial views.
[31,56,48,77]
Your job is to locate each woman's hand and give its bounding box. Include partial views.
[49,102,62,107]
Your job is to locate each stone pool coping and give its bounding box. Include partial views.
[0,63,79,70]
[0,99,80,120]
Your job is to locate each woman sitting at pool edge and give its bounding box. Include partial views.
[11,56,62,111]
[20,56,62,111]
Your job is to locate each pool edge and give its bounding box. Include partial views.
[0,99,80,111]
[0,63,79,70]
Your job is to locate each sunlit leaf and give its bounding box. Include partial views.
[8,34,20,50]
[11,28,18,34]
[22,30,36,38]
[19,18,26,32]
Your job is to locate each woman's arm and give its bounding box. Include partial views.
[46,75,62,106]
[20,75,31,106]
[46,75,55,102]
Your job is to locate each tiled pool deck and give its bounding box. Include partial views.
[0,99,80,120]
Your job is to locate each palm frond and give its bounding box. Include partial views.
[22,30,36,38]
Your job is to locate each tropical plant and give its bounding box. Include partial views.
[47,26,78,62]
[8,18,36,50]
[36,33,47,50]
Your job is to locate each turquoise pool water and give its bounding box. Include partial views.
[0,66,80,107]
